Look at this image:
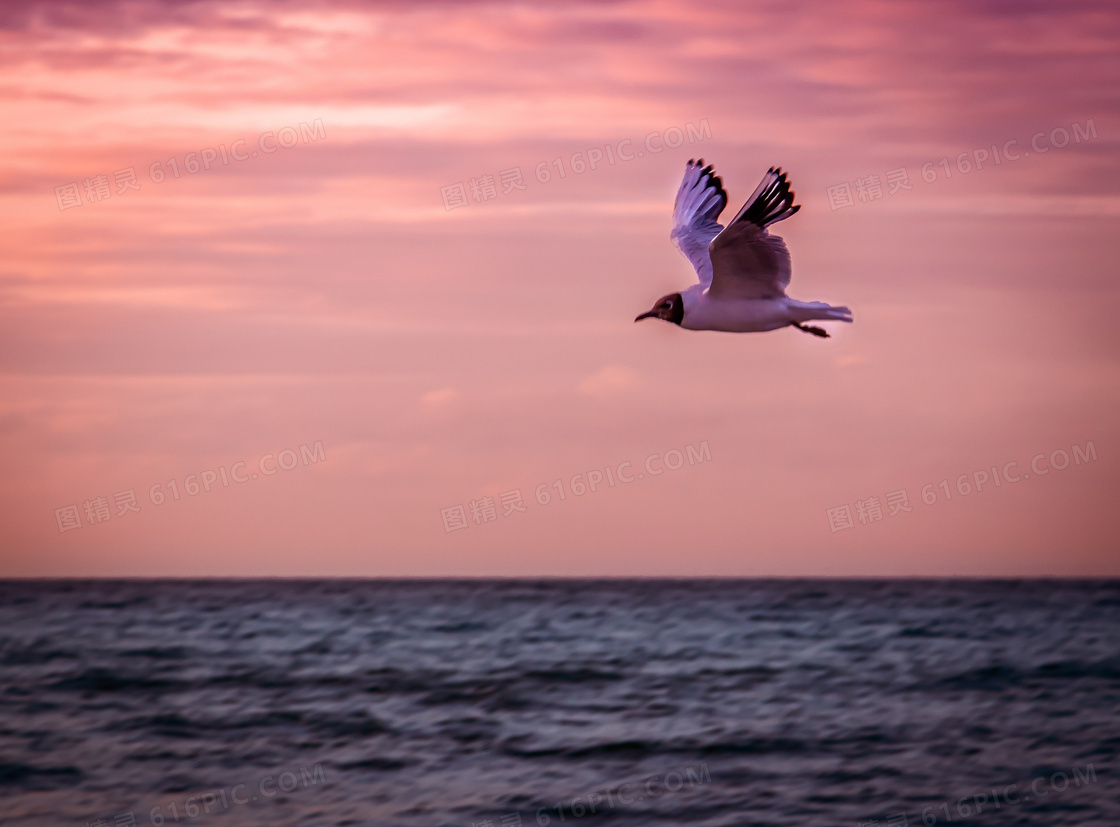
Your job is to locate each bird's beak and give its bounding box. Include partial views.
[634,309,658,322]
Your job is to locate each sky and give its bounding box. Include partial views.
[0,0,1117,577]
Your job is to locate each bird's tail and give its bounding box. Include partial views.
[788,300,853,323]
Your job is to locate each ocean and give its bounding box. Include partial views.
[0,579,1116,826]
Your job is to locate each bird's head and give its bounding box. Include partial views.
[635,293,683,325]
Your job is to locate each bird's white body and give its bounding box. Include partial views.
[680,287,836,333]
[636,161,852,337]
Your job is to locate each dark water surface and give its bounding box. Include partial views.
[0,579,1117,826]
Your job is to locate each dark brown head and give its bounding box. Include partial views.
[634,293,684,325]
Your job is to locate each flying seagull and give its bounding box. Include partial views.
[635,160,852,337]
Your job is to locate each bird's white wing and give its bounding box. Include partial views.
[669,160,727,287]
[707,167,800,300]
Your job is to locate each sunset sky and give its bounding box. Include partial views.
[1,0,1117,577]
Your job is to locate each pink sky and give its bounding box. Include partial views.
[1,0,1117,577]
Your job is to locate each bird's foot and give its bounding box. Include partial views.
[793,323,829,338]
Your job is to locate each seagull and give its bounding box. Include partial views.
[635,160,852,337]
